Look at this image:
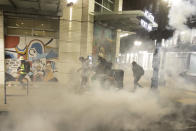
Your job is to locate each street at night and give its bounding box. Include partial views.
[0,0,196,131]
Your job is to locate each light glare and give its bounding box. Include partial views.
[134,41,142,46]
[67,0,77,4]
[120,33,129,38]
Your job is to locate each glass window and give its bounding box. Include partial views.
[95,0,114,13]
[5,16,59,38]
[33,30,57,37]
[103,8,111,13]
[7,28,32,36]
[34,20,58,31]
[103,0,114,11]
[95,0,102,4]
[95,3,102,13]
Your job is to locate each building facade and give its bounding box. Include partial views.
[0,0,124,87]
[0,0,157,88]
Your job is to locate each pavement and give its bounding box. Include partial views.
[0,81,61,112]
[0,81,196,131]
[0,80,196,108]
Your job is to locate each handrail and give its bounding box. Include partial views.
[4,78,29,104]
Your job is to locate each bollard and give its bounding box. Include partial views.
[26,79,29,96]
[4,80,6,104]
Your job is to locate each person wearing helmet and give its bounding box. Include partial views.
[18,56,30,88]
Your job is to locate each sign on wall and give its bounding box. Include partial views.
[141,10,157,32]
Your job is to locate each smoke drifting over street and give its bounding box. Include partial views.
[0,83,194,131]
[168,0,196,30]
[1,1,196,131]
[168,0,196,43]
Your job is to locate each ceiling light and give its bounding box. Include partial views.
[67,0,78,6]
[120,33,129,38]
[134,41,142,46]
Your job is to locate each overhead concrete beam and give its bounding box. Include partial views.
[8,0,17,9]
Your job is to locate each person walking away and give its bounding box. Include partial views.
[18,56,30,88]
[132,61,144,90]
[92,56,107,81]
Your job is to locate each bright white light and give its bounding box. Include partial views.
[180,31,185,35]
[67,0,77,4]
[144,10,154,22]
[69,7,73,20]
[139,51,148,54]
[163,0,177,6]
[120,33,129,38]
[140,19,153,32]
[134,41,142,46]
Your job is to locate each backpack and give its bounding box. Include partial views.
[140,66,144,76]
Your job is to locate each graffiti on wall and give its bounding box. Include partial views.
[5,36,58,82]
[93,24,116,62]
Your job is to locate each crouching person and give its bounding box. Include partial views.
[132,61,144,90]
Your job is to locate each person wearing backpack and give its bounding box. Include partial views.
[132,61,144,90]
[18,56,30,88]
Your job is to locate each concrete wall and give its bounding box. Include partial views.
[57,0,94,85]
[0,10,4,87]
[114,0,123,12]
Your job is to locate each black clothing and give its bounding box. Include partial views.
[5,73,16,81]
[132,63,144,89]
[18,74,27,88]
[18,60,30,88]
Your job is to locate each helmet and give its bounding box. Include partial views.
[98,53,104,58]
[19,56,25,60]
[79,56,85,62]
[132,61,136,65]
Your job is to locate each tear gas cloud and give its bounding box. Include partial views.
[1,1,196,131]
[168,0,196,31]
[163,0,196,91]
[0,83,191,131]
[167,0,196,44]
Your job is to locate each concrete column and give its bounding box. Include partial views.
[80,0,94,57]
[57,0,94,85]
[115,29,121,58]
[114,0,123,12]
[0,10,4,87]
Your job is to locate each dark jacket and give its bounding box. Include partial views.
[132,63,144,78]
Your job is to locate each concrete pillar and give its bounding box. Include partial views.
[115,29,121,58]
[80,0,94,57]
[113,29,121,69]
[57,0,94,85]
[114,0,123,12]
[0,10,4,87]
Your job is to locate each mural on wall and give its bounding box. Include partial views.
[5,36,58,82]
[93,24,116,62]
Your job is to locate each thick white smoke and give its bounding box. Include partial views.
[0,83,194,131]
[168,0,196,31]
[167,0,196,44]
[162,0,196,90]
